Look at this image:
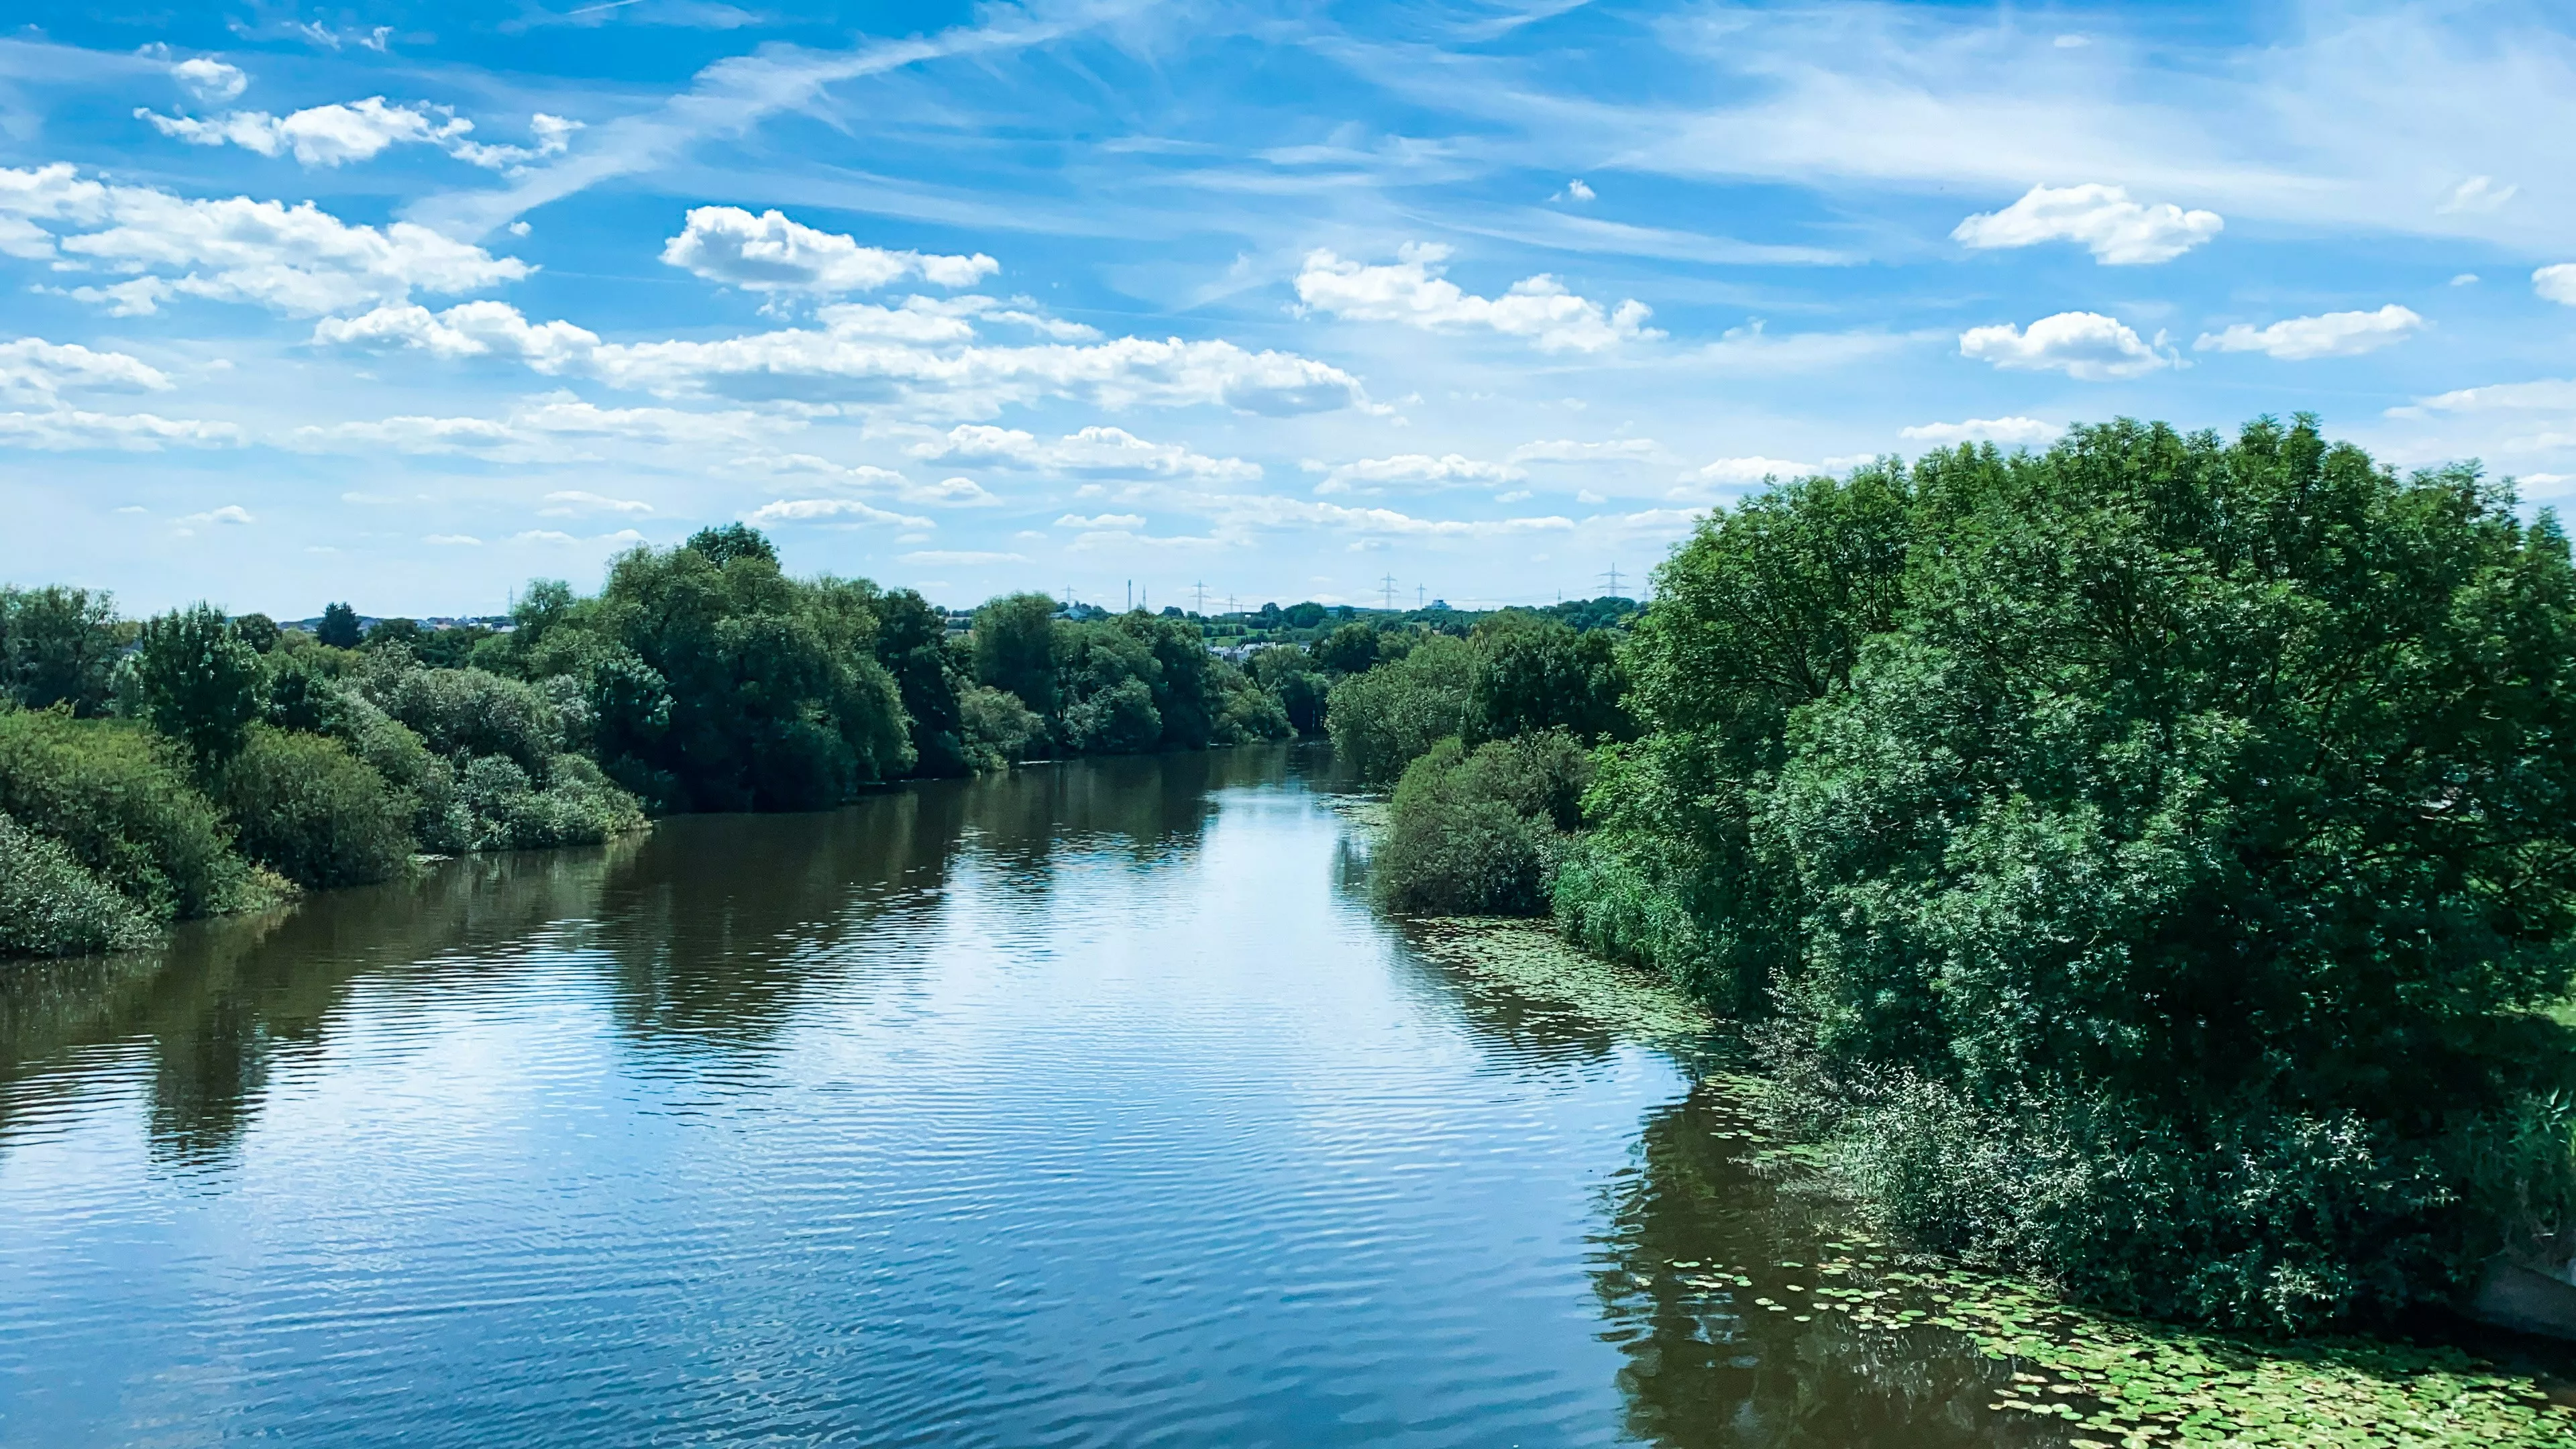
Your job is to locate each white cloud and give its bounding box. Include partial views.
[2438,176,2516,215]
[1294,243,1659,352]
[901,549,1028,565]
[1951,183,2222,264]
[2451,273,2480,286]
[170,57,248,103]
[1556,178,1595,202]
[747,496,932,528]
[311,302,599,369]
[0,339,173,403]
[2536,265,2576,307]
[178,504,255,526]
[0,408,246,451]
[1958,311,2170,380]
[1900,416,2061,445]
[329,297,1381,415]
[1056,513,1146,529]
[661,207,998,294]
[906,423,1259,482]
[1682,455,1815,486]
[288,395,793,461]
[425,533,482,546]
[2193,305,2424,360]
[2402,378,2576,415]
[0,164,528,316]
[726,453,1001,507]
[139,98,578,172]
[1507,437,1659,464]
[140,97,468,167]
[541,490,652,515]
[1315,453,1521,494]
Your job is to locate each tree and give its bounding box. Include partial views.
[362,617,426,653]
[1463,613,1631,745]
[972,592,1063,718]
[684,523,779,569]
[873,588,973,775]
[0,585,123,714]
[133,605,266,776]
[1324,635,1479,783]
[1312,622,1380,676]
[317,602,363,649]
[231,612,281,655]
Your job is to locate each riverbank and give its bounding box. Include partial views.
[1406,914,2576,1446]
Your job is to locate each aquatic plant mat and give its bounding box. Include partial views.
[1417,916,2576,1447]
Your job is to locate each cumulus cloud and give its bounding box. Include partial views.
[170,57,249,103]
[1951,183,2222,264]
[315,296,1371,417]
[0,408,246,451]
[1899,416,2061,445]
[2193,305,2425,360]
[178,504,256,526]
[1314,453,1521,494]
[1294,243,1659,353]
[138,99,578,172]
[1056,512,1147,529]
[727,453,1001,507]
[661,207,999,294]
[311,301,601,370]
[0,338,173,403]
[747,496,931,528]
[1958,311,2171,380]
[2536,265,2576,306]
[2403,378,2576,415]
[0,164,527,315]
[906,423,1259,482]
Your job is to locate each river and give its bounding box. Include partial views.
[0,746,2106,1446]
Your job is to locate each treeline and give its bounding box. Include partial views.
[1359,416,2576,1338]
[0,524,1360,961]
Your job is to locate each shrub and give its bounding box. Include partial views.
[1324,635,1478,784]
[1063,676,1161,754]
[0,808,152,957]
[215,725,415,888]
[453,752,643,851]
[357,654,561,773]
[1592,416,2576,1332]
[958,684,1042,765]
[0,708,249,920]
[1375,731,1593,915]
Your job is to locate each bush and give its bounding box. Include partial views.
[215,725,415,888]
[0,708,250,920]
[452,752,644,851]
[1325,635,1478,784]
[357,654,561,773]
[1375,731,1592,915]
[0,808,152,957]
[1590,416,2576,1332]
[1063,675,1161,754]
[958,684,1042,765]
[1,585,123,715]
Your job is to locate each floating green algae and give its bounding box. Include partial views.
[1405,916,1720,1051]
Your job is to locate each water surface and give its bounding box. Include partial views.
[1,747,2056,1448]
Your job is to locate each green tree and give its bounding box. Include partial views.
[1463,612,1631,745]
[1324,634,1478,784]
[0,585,124,714]
[685,523,779,569]
[1312,622,1381,676]
[133,605,266,776]
[316,601,363,649]
[973,592,1063,718]
[873,588,973,775]
[215,725,414,888]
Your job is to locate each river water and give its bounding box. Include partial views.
[0,747,2064,1448]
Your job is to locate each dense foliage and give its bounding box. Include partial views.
[1375,731,1593,915]
[1,525,1335,960]
[1568,417,2576,1333]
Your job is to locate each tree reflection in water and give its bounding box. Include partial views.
[1593,1081,2065,1449]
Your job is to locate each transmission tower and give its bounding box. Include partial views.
[1381,572,1398,611]
[1416,584,1426,608]
[1599,563,1624,599]
[1193,580,1208,615]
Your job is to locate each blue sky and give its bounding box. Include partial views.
[3,1,2573,616]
